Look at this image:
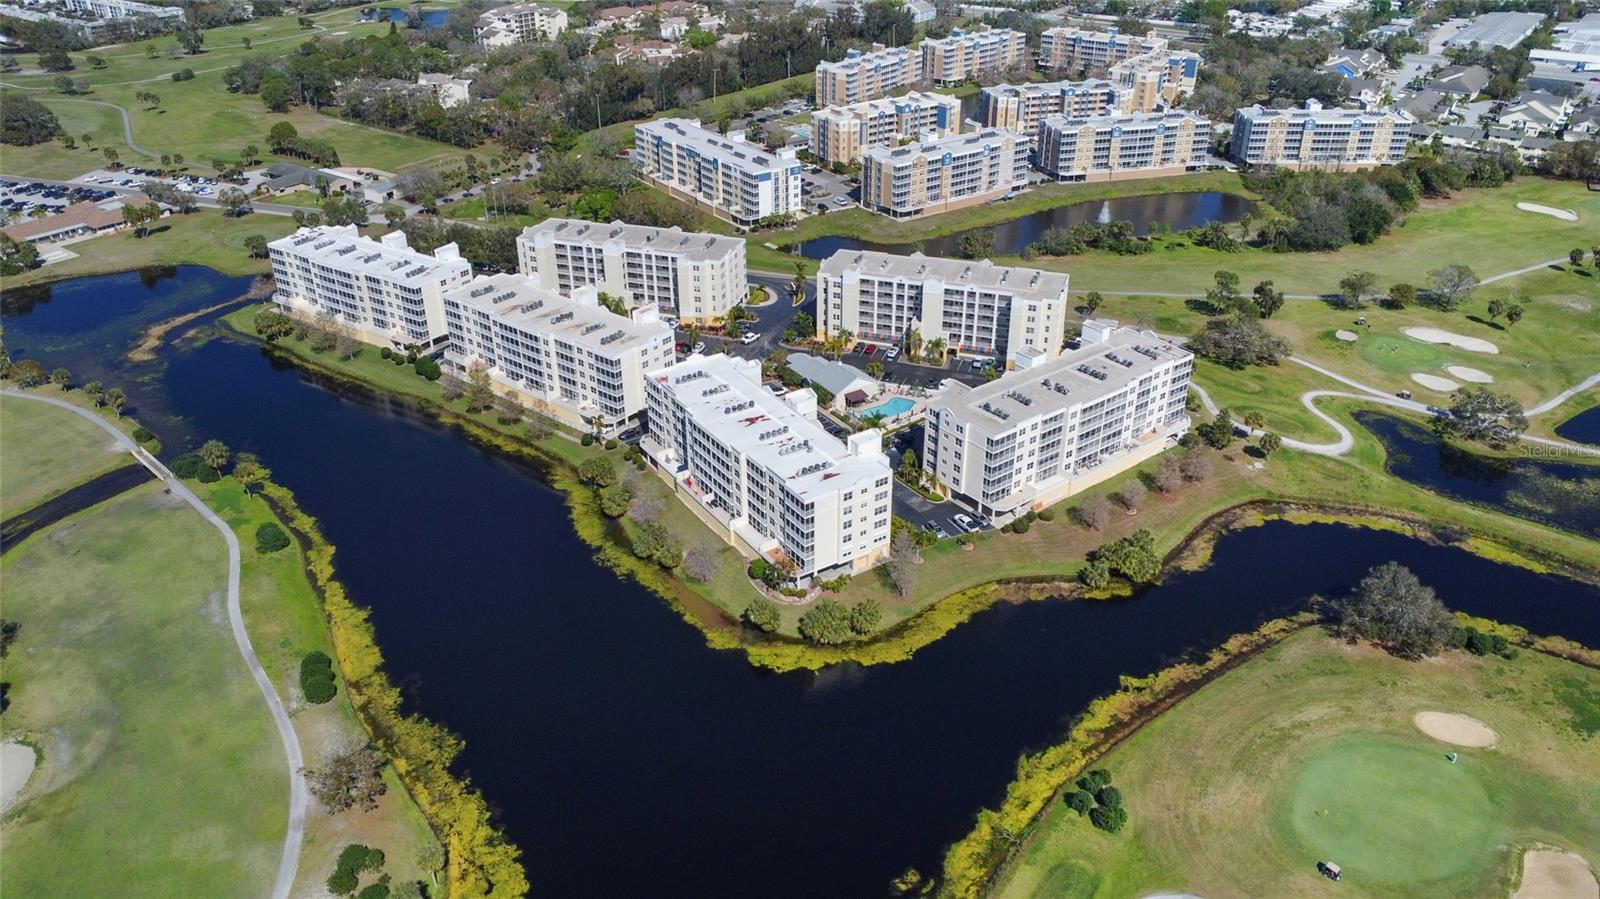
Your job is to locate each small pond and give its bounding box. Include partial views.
[1554,405,1600,446]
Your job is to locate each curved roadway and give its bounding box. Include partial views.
[0,390,307,899]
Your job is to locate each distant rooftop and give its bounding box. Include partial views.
[523,217,743,262]
[446,272,668,354]
[820,249,1069,303]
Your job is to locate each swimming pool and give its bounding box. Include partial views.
[858,396,915,419]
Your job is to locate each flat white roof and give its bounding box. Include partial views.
[653,354,886,498]
[521,217,742,262]
[447,273,669,354]
[861,126,1023,165]
[1448,11,1544,48]
[820,249,1069,303]
[817,43,917,72]
[271,225,468,286]
[982,78,1122,101]
[814,91,960,122]
[635,117,796,173]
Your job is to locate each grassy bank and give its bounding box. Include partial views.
[0,210,291,289]
[986,627,1600,899]
[0,393,130,510]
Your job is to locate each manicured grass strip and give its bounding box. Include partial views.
[0,210,291,289]
[0,394,128,511]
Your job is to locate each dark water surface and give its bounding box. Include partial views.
[797,191,1252,261]
[1555,405,1600,446]
[1356,411,1600,541]
[4,269,1597,898]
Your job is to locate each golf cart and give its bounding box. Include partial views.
[1318,861,1342,882]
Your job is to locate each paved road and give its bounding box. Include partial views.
[0,390,309,899]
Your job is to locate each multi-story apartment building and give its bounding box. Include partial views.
[0,0,183,36]
[921,27,1029,85]
[922,320,1193,517]
[859,127,1030,218]
[633,118,803,226]
[1035,110,1212,181]
[441,273,675,431]
[1110,49,1201,109]
[1038,26,1165,72]
[978,79,1127,134]
[516,218,747,324]
[1229,100,1412,170]
[474,2,568,46]
[810,91,963,165]
[818,250,1070,362]
[417,72,472,108]
[268,226,472,349]
[641,354,893,581]
[814,44,923,107]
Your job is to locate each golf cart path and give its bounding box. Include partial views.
[25,98,159,158]
[0,390,306,899]
[1190,359,1600,458]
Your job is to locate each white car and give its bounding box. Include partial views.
[885,346,901,361]
[951,513,977,533]
[740,331,760,345]
[693,341,706,354]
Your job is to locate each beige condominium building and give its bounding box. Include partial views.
[814,44,923,107]
[632,118,803,226]
[1110,49,1201,109]
[818,250,1069,363]
[1035,110,1212,181]
[810,91,963,165]
[641,354,893,582]
[859,127,1030,218]
[441,273,675,431]
[474,3,568,47]
[1037,26,1165,72]
[516,218,747,324]
[978,79,1128,134]
[922,320,1193,518]
[268,225,471,349]
[921,27,1029,85]
[1229,100,1412,170]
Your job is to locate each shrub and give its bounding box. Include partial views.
[356,884,390,899]
[255,521,291,553]
[380,347,393,359]
[798,599,853,644]
[1095,785,1122,808]
[1078,769,1111,792]
[328,844,384,896]
[300,650,337,704]
[848,599,881,635]
[1011,517,1031,534]
[1089,804,1128,833]
[580,433,595,446]
[195,464,221,483]
[1078,558,1111,589]
[132,426,154,443]
[742,597,781,632]
[169,453,203,479]
[604,437,619,450]
[1065,790,1094,815]
[413,356,441,380]
[1036,507,1056,522]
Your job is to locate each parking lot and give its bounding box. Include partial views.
[71,168,225,197]
[0,179,122,223]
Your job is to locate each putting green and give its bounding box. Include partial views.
[1280,733,1496,886]
[1359,333,1446,373]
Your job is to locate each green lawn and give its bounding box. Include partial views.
[995,628,1600,899]
[0,7,486,177]
[0,394,128,511]
[0,479,286,898]
[0,209,291,289]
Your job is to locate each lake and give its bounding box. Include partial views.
[5,268,1597,898]
[1555,405,1600,446]
[797,191,1253,261]
[362,6,448,27]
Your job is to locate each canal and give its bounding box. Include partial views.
[3,268,1596,898]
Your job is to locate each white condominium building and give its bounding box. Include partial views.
[268,226,471,349]
[475,3,568,46]
[642,354,893,580]
[815,44,923,107]
[516,218,747,324]
[633,118,803,226]
[818,250,1069,362]
[922,320,1193,517]
[1230,100,1412,170]
[1110,49,1201,109]
[417,72,472,108]
[442,273,674,430]
[1036,110,1212,182]
[810,91,963,165]
[921,27,1029,85]
[859,127,1030,218]
[1037,26,1165,72]
[978,79,1128,134]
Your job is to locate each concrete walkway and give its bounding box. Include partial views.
[1189,360,1600,458]
[0,390,307,899]
[29,98,159,159]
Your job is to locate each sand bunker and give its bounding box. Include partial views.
[1334,330,1359,342]
[0,742,36,812]
[1414,711,1497,747]
[1411,373,1460,392]
[1513,850,1598,899]
[1446,365,1494,384]
[1516,202,1578,222]
[1403,327,1500,354]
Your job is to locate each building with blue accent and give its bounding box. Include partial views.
[814,44,923,106]
[1036,110,1212,182]
[810,91,964,165]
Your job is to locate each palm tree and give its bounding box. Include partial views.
[105,387,126,417]
[906,328,923,362]
[198,439,230,471]
[925,337,947,364]
[866,360,884,380]
[860,412,886,431]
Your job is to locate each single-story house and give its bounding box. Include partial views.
[2,192,154,245]
[786,352,878,406]
[1345,77,1384,105]
[1428,64,1492,98]
[1398,88,1448,120]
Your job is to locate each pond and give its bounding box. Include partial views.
[1555,405,1600,446]
[796,191,1253,261]
[361,6,448,27]
[1355,411,1600,541]
[4,268,1598,898]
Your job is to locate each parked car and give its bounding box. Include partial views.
[862,345,876,356]
[927,522,950,539]
[676,341,691,353]
[693,341,706,354]
[951,513,977,533]
[832,196,850,206]
[852,342,865,354]
[885,346,901,361]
